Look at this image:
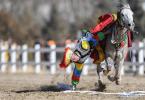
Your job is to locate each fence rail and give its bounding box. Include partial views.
[0,41,145,75]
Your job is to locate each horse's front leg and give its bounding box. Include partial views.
[95,63,106,91]
[113,50,125,85]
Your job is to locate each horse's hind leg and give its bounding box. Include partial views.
[95,64,106,91]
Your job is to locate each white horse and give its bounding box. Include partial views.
[96,4,135,91]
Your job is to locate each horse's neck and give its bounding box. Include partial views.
[116,26,127,35]
[111,25,128,44]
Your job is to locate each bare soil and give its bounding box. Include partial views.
[0,72,145,100]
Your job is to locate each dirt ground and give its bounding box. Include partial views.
[0,72,145,100]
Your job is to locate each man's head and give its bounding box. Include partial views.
[117,4,135,31]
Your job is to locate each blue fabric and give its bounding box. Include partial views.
[73,67,82,77]
[84,33,98,47]
[86,37,98,47]
[81,32,99,47]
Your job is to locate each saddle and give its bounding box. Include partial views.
[90,45,105,64]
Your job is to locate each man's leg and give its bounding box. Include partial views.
[71,62,84,90]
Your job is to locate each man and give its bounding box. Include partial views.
[60,29,105,90]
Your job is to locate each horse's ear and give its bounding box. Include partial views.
[124,4,131,9]
[126,0,131,3]
[118,0,131,10]
[119,0,130,4]
[117,3,131,12]
[119,0,127,4]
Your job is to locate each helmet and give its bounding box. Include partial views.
[117,4,135,31]
[81,29,90,36]
[81,29,88,34]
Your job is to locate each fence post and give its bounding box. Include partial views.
[131,44,137,73]
[138,41,144,75]
[22,44,28,72]
[49,40,56,74]
[11,43,17,73]
[35,43,41,74]
[83,58,89,75]
[121,65,125,75]
[1,42,9,72]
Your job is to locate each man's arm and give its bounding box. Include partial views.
[90,13,116,34]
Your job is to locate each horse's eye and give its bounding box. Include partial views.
[121,14,124,16]
[128,24,131,26]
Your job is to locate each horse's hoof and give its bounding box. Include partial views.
[115,77,121,85]
[98,83,106,92]
[115,80,120,85]
[95,80,106,92]
[107,75,115,82]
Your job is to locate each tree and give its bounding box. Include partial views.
[129,0,145,39]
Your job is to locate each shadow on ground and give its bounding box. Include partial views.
[11,83,102,93]
[11,85,64,93]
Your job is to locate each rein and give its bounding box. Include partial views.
[111,24,128,49]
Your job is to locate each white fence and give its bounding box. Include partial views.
[0,41,145,75]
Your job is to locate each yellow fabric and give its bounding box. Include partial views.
[75,63,84,70]
[64,48,72,66]
[112,13,117,21]
[81,40,90,50]
[94,45,105,64]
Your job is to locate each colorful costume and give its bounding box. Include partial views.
[90,13,133,47]
[60,12,135,90]
[60,30,104,89]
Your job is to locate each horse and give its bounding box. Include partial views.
[95,4,135,91]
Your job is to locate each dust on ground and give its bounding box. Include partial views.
[0,72,145,100]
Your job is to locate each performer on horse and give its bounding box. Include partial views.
[59,3,136,90]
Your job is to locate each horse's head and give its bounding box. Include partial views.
[117,4,135,31]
